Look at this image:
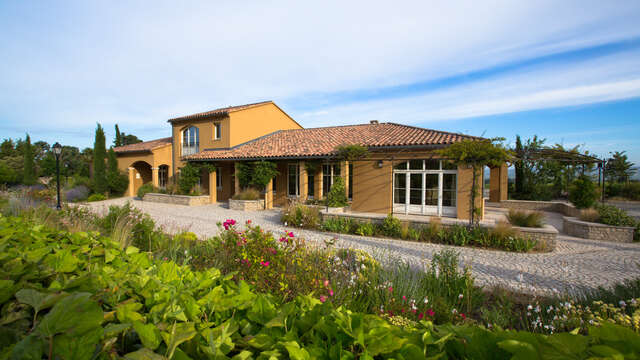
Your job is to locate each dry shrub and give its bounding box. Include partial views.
[507,209,544,228]
[232,188,262,200]
[490,221,517,240]
[579,208,600,223]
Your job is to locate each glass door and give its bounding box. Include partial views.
[424,173,439,215]
[408,173,423,214]
[393,173,406,213]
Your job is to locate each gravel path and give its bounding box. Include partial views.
[82,198,640,296]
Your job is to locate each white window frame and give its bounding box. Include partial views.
[287,163,299,197]
[392,160,458,217]
[181,126,199,156]
[214,122,221,140]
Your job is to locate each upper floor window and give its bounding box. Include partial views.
[182,126,199,156]
[214,122,221,140]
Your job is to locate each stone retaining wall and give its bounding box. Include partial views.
[563,216,634,243]
[229,199,265,211]
[143,193,211,206]
[494,200,582,217]
[320,211,557,252]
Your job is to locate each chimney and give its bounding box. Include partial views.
[370,120,379,124]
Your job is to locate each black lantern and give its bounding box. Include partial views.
[52,142,62,210]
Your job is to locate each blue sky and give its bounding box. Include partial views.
[1,1,639,168]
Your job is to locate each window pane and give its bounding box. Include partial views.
[410,189,422,205]
[288,164,298,196]
[214,123,221,139]
[443,174,456,207]
[308,174,314,197]
[442,161,457,170]
[393,173,406,204]
[425,159,439,170]
[410,173,422,188]
[425,174,438,205]
[394,161,407,170]
[409,160,423,170]
[410,174,422,205]
[323,164,331,194]
[333,164,341,176]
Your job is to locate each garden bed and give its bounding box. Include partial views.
[564,216,635,243]
[229,198,265,211]
[142,192,210,206]
[321,211,557,252]
[494,199,582,217]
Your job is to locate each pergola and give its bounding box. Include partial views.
[515,148,606,202]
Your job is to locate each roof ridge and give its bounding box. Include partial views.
[278,122,385,132]
[167,100,273,122]
[386,122,483,139]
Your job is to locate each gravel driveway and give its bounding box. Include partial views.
[82,198,640,296]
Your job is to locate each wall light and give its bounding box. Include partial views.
[377,160,384,168]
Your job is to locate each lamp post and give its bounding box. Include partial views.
[52,142,62,210]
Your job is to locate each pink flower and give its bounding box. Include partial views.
[287,231,294,238]
[279,236,288,243]
[426,308,435,317]
[329,289,334,297]
[418,313,424,320]
[319,296,327,303]
[260,261,270,267]
[460,313,466,320]
[402,295,407,301]
[222,219,236,230]
[388,286,393,292]
[246,220,251,224]
[323,279,329,287]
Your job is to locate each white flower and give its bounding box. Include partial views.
[451,308,457,314]
[527,304,533,311]
[619,300,627,307]
[284,222,288,226]
[535,305,541,313]
[458,294,464,300]
[424,297,429,304]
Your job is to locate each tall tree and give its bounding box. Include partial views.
[114,124,123,147]
[93,124,108,194]
[106,147,128,195]
[22,134,36,185]
[606,151,636,183]
[122,134,143,145]
[514,135,524,195]
[439,138,512,225]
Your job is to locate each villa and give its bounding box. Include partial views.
[114,101,508,220]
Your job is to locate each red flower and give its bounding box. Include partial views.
[426,308,435,317]
[418,313,424,320]
[320,295,327,303]
[388,286,393,292]
[288,231,294,238]
[460,313,466,320]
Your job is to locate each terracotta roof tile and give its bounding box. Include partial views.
[185,122,480,161]
[167,100,273,123]
[114,137,172,153]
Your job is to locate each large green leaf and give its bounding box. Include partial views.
[44,248,79,273]
[125,348,167,360]
[247,295,276,325]
[0,279,15,304]
[9,333,44,360]
[37,292,103,337]
[161,322,197,359]
[497,339,538,360]
[282,341,310,360]
[53,326,103,360]
[117,302,145,323]
[134,321,162,350]
[15,289,66,320]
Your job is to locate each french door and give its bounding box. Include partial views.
[393,160,457,216]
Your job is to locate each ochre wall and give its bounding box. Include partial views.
[274,162,288,207]
[489,163,508,202]
[456,165,484,220]
[229,103,302,146]
[351,160,393,214]
[171,116,231,173]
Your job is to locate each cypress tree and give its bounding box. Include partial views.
[114,124,123,147]
[22,134,36,185]
[514,135,524,195]
[93,124,108,194]
[106,147,128,195]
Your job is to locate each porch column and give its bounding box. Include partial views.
[340,161,349,197]
[208,170,217,204]
[151,167,159,188]
[234,163,241,194]
[456,165,484,220]
[265,178,273,209]
[127,167,135,197]
[299,161,308,202]
[489,163,508,203]
[315,166,323,199]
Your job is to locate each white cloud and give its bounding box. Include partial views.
[0,0,639,147]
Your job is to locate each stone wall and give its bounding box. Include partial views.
[229,199,265,211]
[495,200,582,217]
[563,217,634,243]
[143,193,211,206]
[320,211,557,252]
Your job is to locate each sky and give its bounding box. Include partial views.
[1,1,639,169]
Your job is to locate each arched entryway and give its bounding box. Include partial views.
[129,161,152,197]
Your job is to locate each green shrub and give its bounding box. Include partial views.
[569,174,597,209]
[231,187,262,200]
[87,193,106,202]
[281,202,321,229]
[177,162,202,194]
[596,204,636,227]
[507,209,544,228]
[136,182,155,198]
[419,221,441,242]
[355,222,375,236]
[381,213,402,238]
[326,176,348,207]
[96,202,163,250]
[322,217,354,233]
[236,161,278,189]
